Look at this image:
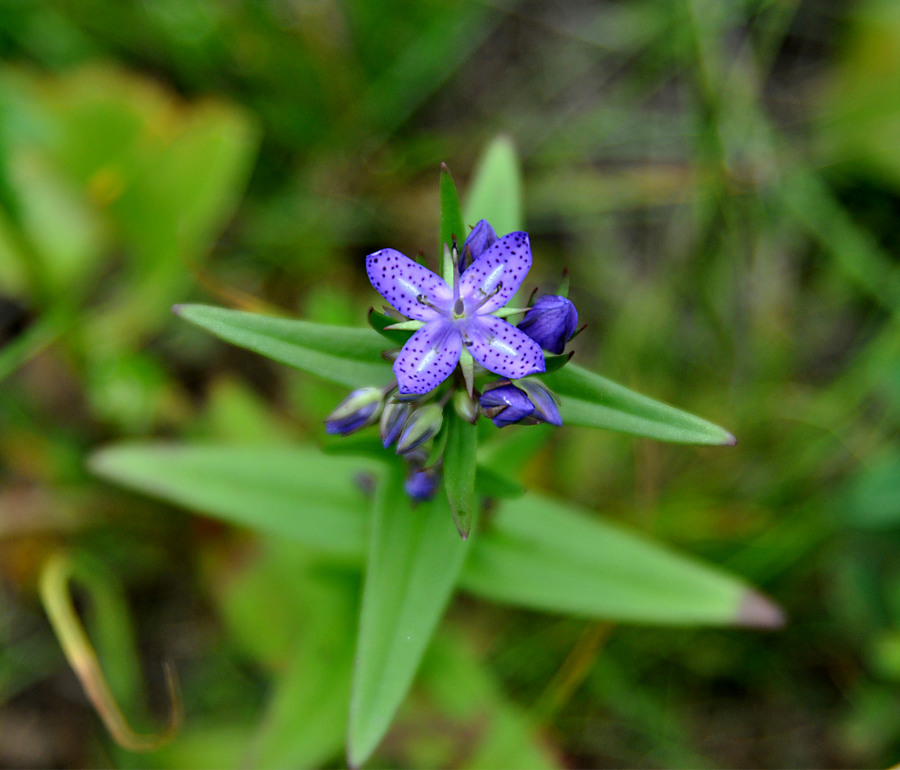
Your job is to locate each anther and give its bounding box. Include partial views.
[472,282,503,311]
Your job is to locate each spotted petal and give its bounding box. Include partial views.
[394,319,462,394]
[459,232,531,315]
[366,249,452,322]
[463,315,545,380]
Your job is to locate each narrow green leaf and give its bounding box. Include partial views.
[175,304,393,389]
[464,136,523,234]
[543,363,736,445]
[460,492,783,628]
[89,444,373,559]
[439,163,466,255]
[444,409,478,539]
[348,462,472,767]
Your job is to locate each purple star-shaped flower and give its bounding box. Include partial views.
[366,231,546,394]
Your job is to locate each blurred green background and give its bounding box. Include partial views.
[3,0,900,766]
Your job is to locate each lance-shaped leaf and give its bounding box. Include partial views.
[543,363,735,445]
[439,163,465,258]
[443,408,478,540]
[348,462,473,767]
[460,492,783,628]
[174,304,393,389]
[89,445,373,559]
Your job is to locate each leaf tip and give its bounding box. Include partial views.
[452,510,472,540]
[724,431,738,446]
[440,161,449,173]
[734,589,786,629]
[171,304,184,316]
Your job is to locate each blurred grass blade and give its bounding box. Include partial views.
[40,551,182,752]
[841,448,900,528]
[348,462,472,767]
[543,363,735,445]
[444,409,478,539]
[174,304,393,389]
[440,163,465,256]
[417,629,562,769]
[464,135,523,234]
[461,492,783,628]
[89,444,374,559]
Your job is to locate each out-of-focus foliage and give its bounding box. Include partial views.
[2,0,900,767]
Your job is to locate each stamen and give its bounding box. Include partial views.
[451,240,461,309]
[416,293,439,311]
[471,282,503,312]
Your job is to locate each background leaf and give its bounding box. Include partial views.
[464,135,523,234]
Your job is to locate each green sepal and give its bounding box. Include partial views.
[542,351,573,374]
[368,307,414,346]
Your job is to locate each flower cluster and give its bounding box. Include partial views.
[324,220,580,501]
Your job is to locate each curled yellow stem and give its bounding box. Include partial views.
[39,551,183,752]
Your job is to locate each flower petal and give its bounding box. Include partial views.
[459,231,532,314]
[464,315,545,380]
[393,320,462,394]
[366,249,452,322]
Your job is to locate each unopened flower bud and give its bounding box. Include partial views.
[517,295,578,354]
[380,400,413,448]
[518,380,562,426]
[324,387,384,436]
[479,383,535,428]
[395,403,444,454]
[480,380,562,428]
[459,219,499,272]
[453,389,478,424]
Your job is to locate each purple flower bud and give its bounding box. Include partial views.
[396,403,444,454]
[459,219,498,272]
[380,400,412,448]
[480,380,563,428]
[324,387,384,436]
[479,383,535,428]
[405,468,439,502]
[519,380,562,426]
[517,295,578,354]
